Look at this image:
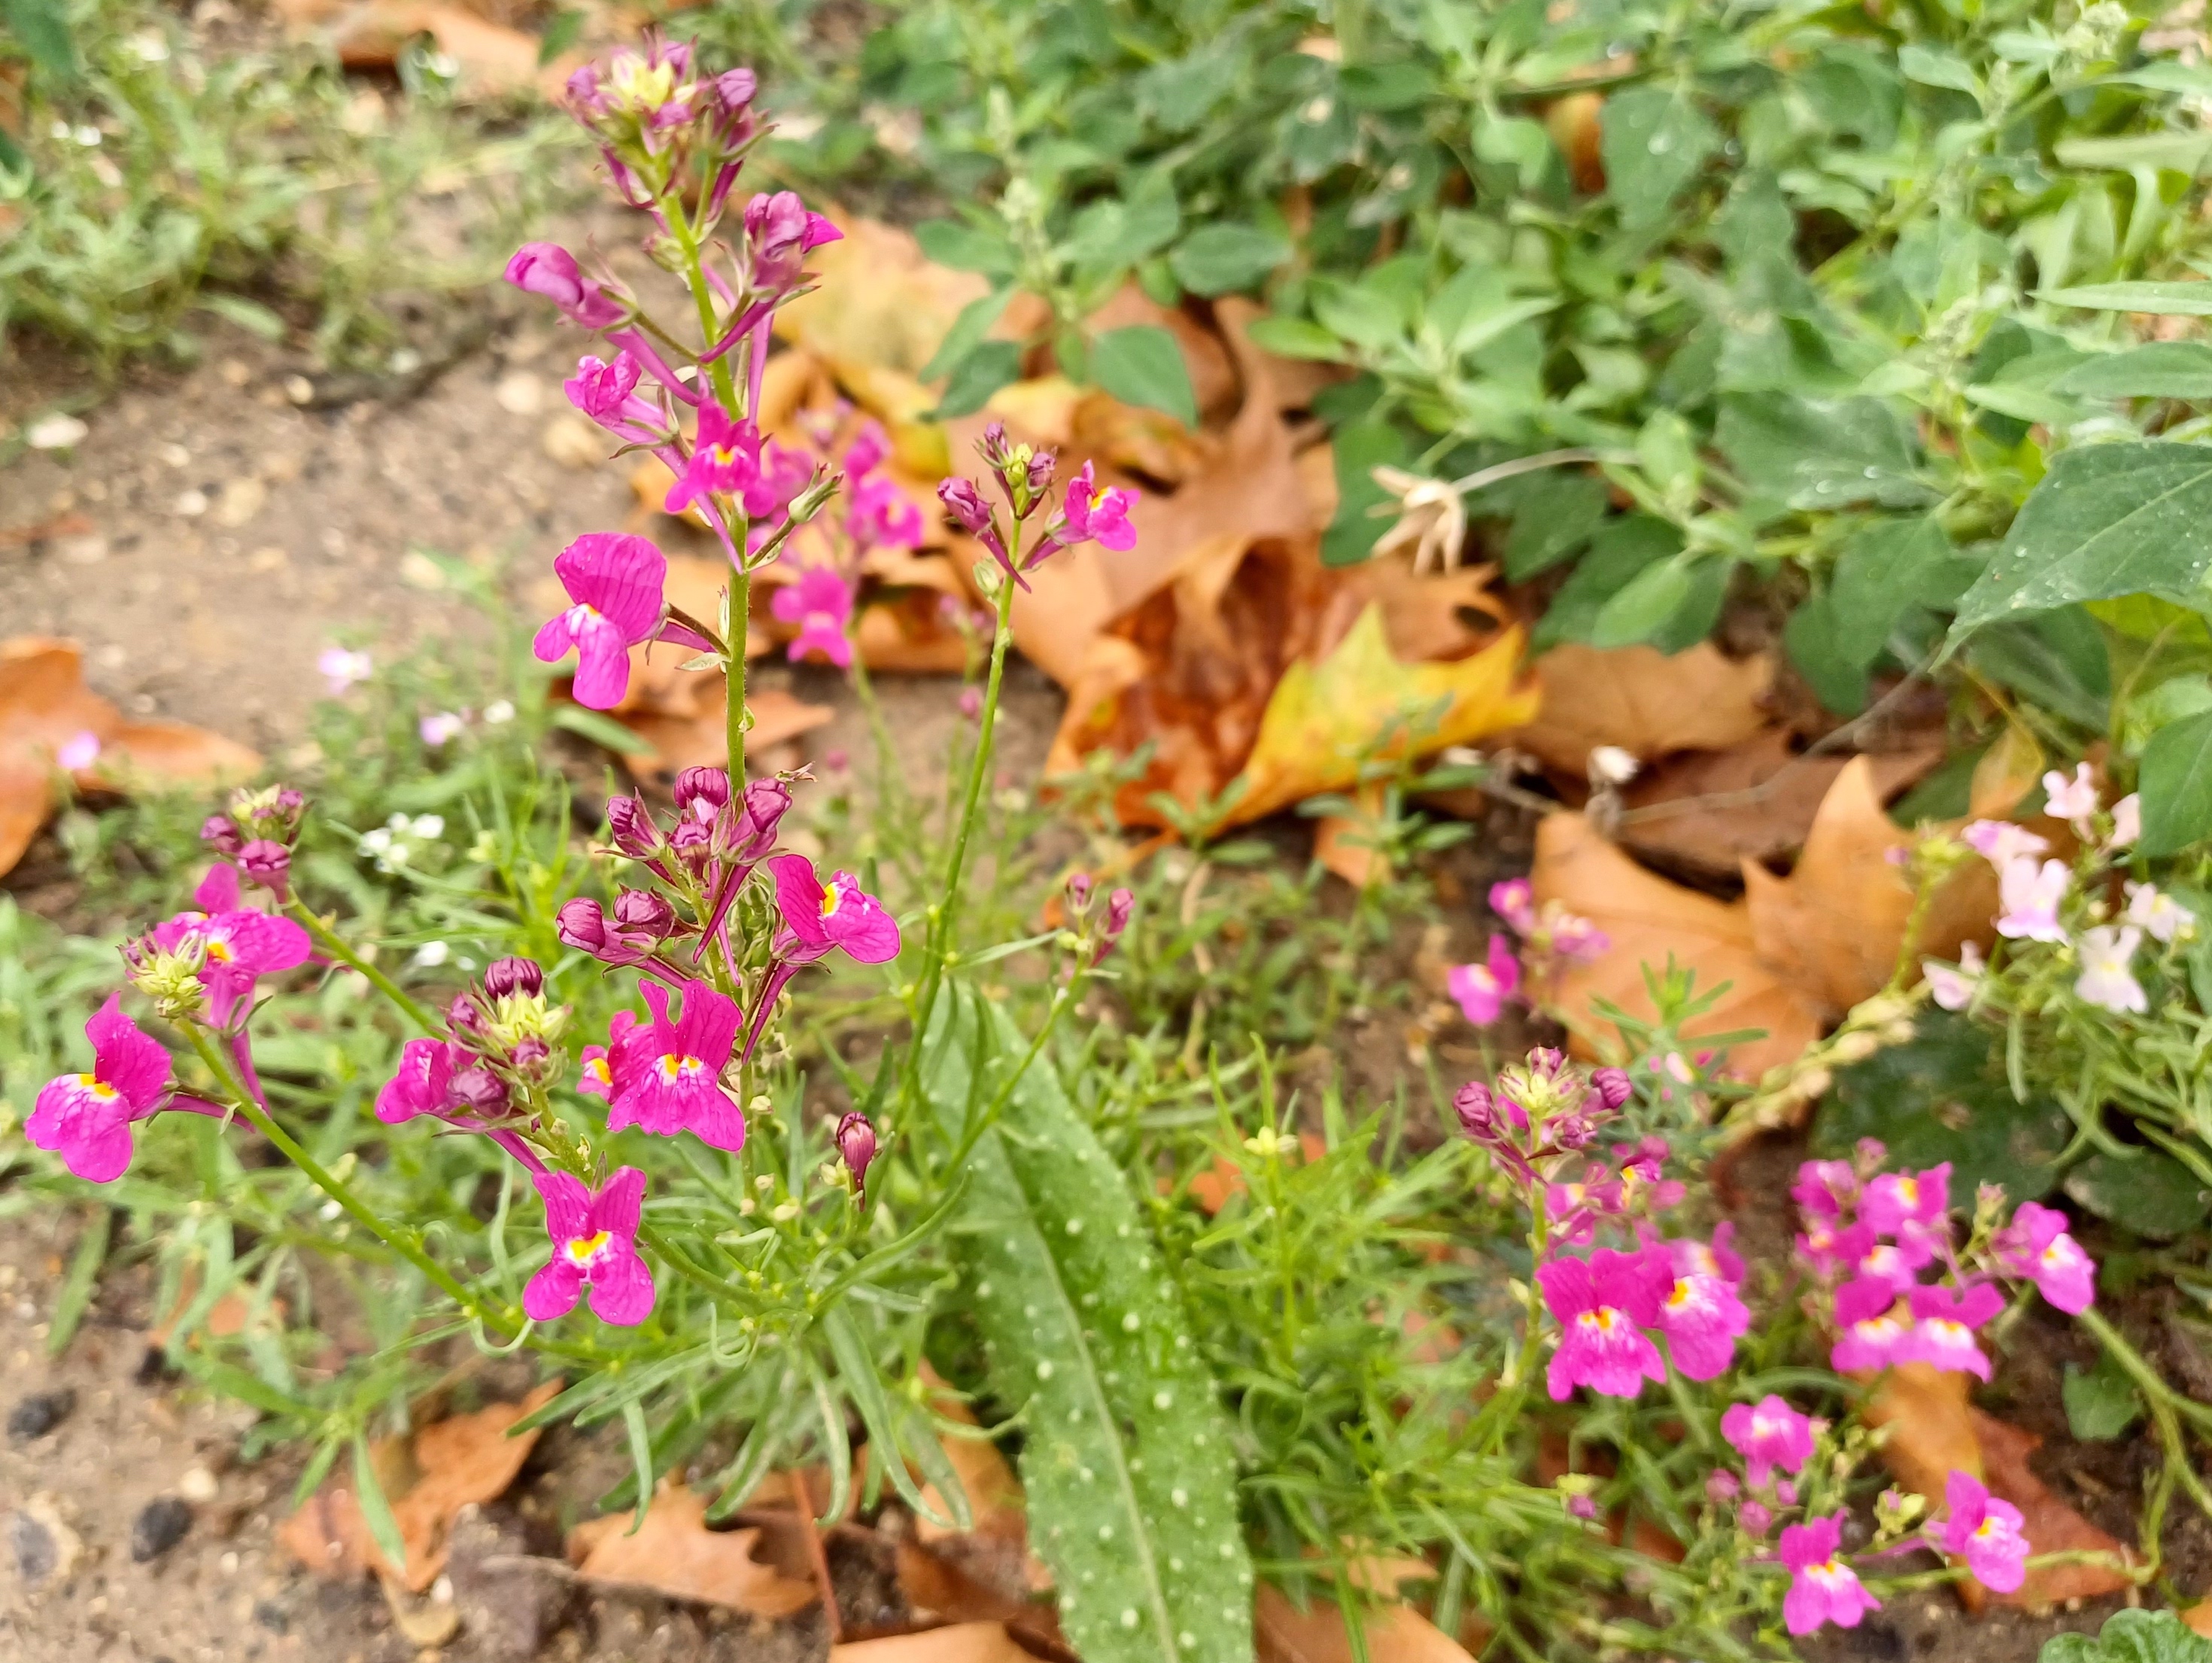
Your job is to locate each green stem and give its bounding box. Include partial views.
[288,898,440,1033]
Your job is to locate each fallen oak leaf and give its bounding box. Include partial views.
[567,1481,817,1616]
[827,1622,1043,1663]
[1510,642,1774,777]
[1255,1582,1475,1663]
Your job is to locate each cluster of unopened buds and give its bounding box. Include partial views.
[1447,877,1609,1026]
[1922,765,2195,1018]
[1455,1047,1749,1398]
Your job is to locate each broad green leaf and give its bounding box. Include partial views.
[1898,42,1979,94]
[2042,1610,2212,1663]
[914,218,1017,276]
[1244,316,1345,360]
[2055,342,2212,400]
[2062,1354,2143,1442]
[1949,443,2212,635]
[919,286,1016,382]
[1169,223,1292,296]
[923,990,1253,1663]
[1090,325,1198,426]
[1590,556,1694,649]
[1496,469,1609,581]
[1063,190,1181,274]
[2040,281,2212,315]
[2065,1148,2210,1239]
[2138,709,2212,856]
[1534,515,1682,649]
[2,0,75,78]
[931,339,1022,419]
[1320,415,1412,567]
[1714,393,1931,514]
[1600,85,1718,230]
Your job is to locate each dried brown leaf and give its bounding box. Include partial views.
[567,1482,817,1616]
[1511,643,1774,775]
[1970,1410,2135,1610]
[827,1623,1041,1663]
[1255,1584,1475,1663]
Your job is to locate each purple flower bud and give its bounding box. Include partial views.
[670,817,713,868]
[236,838,291,898]
[1067,871,1093,913]
[1706,1469,1740,1504]
[978,421,1013,470]
[482,956,544,1000]
[835,1111,877,1196]
[557,897,610,955]
[958,686,983,720]
[742,190,840,293]
[1025,448,1057,500]
[201,814,243,856]
[511,1036,551,1072]
[504,242,625,330]
[731,777,790,862]
[450,1065,509,1116]
[673,765,732,824]
[1776,1479,1798,1506]
[447,993,484,1034]
[937,476,995,537]
[273,787,305,818]
[1454,1081,1496,1139]
[606,794,660,858]
[1566,1494,1599,1522]
[1091,888,1135,966]
[1740,1500,1772,1535]
[1590,1066,1633,1111]
[1551,1111,1598,1152]
[1527,1046,1568,1079]
[612,888,675,937]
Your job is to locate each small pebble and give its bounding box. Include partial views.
[253,1598,290,1634]
[131,1495,193,1562]
[8,1388,77,1442]
[10,1513,58,1582]
[179,1465,220,1503]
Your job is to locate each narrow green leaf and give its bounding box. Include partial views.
[548,704,652,754]
[2138,709,2212,856]
[2040,282,2212,316]
[1242,316,1345,361]
[2053,342,2212,400]
[619,1400,655,1531]
[919,286,1016,382]
[804,1354,852,1525]
[47,1207,110,1355]
[352,1434,410,1576]
[819,1305,962,1527]
[197,294,287,342]
[1089,326,1198,426]
[537,8,585,65]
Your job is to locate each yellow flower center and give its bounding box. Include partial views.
[1667,1280,1694,1310]
[76,1072,117,1101]
[655,1053,706,1083]
[564,1231,611,1267]
[820,884,843,920]
[582,1057,610,1086]
[1576,1306,1621,1334]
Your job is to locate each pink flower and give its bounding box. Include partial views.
[937,477,1015,583]
[566,351,664,442]
[1840,1222,1935,1297]
[1548,908,1611,962]
[835,1111,877,1195]
[763,854,901,966]
[1792,1157,1860,1220]
[1489,877,1536,934]
[2124,882,2192,944]
[1670,1221,1745,1287]
[1537,1247,1670,1400]
[147,865,313,1025]
[1721,1395,1815,1489]
[523,1166,655,1327]
[2110,793,2141,850]
[770,565,855,669]
[1779,1513,1879,1636]
[1938,1470,2028,1594]
[420,711,466,747]
[2042,762,2099,829]
[578,1010,650,1101]
[505,243,625,329]
[1996,857,2069,942]
[375,1037,511,1125]
[1829,1278,1913,1373]
[1995,1200,2096,1314]
[1863,1163,1949,1239]
[1446,936,1520,1026]
[2074,925,2147,1015]
[743,190,840,293]
[1906,1281,2004,1379]
[27,995,175,1182]
[846,474,926,552]
[318,646,373,695]
[56,729,100,771]
[1652,1247,1750,1381]
[532,533,667,710]
[607,977,746,1151]
[1962,819,2050,869]
[843,422,890,478]
[1598,1136,1685,1215]
[1925,941,1984,1011]
[1059,461,1139,552]
[665,401,762,515]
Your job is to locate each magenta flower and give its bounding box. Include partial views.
[1829,1278,1913,1373]
[2042,762,2099,829]
[770,565,855,668]
[743,191,840,293]
[1906,1281,2004,1379]
[607,977,746,1151]
[1489,877,1537,934]
[764,855,901,966]
[505,243,626,329]
[532,533,668,710]
[1995,1200,2095,1315]
[1721,1396,1815,1489]
[666,401,763,515]
[2074,925,2147,1015]
[566,351,665,442]
[1536,1247,1670,1401]
[937,478,1014,580]
[1548,910,1611,962]
[1840,1222,1934,1297]
[1779,1513,1879,1636]
[1446,936,1520,1026]
[1597,1136,1685,1215]
[846,473,927,552]
[377,1038,460,1123]
[1862,1163,1949,1239]
[746,439,815,523]
[1653,1248,1750,1381]
[1059,461,1138,552]
[27,996,176,1182]
[148,864,313,1025]
[1938,1470,2029,1594]
[1962,819,2049,868]
[579,1010,650,1101]
[835,1111,877,1196]
[1670,1221,1745,1287]
[843,422,891,477]
[1791,1157,1859,1220]
[523,1166,655,1327]
[1996,856,2069,943]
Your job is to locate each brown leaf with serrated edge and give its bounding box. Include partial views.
[1529,811,1823,1081]
[1511,643,1774,776]
[1970,1409,2135,1610]
[567,1482,817,1616]
[1256,1583,1475,1663]
[828,1623,1042,1662]
[279,1382,558,1592]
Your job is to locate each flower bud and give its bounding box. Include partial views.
[1066,871,1092,914]
[1706,1469,1740,1504]
[1551,1110,1598,1152]
[447,993,486,1035]
[731,777,790,862]
[200,814,244,856]
[482,956,544,1000]
[605,795,661,858]
[835,1111,877,1196]
[556,897,610,955]
[1454,1080,1496,1140]
[449,1065,510,1116]
[612,888,675,937]
[673,765,732,824]
[1589,1066,1633,1111]
[938,476,994,538]
[1740,1500,1772,1535]
[236,838,291,898]
[1091,887,1134,966]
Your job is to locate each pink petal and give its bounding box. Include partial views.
[535,1169,594,1243]
[194,864,241,911]
[588,1246,656,1325]
[524,1260,584,1322]
[87,994,171,1109]
[555,533,667,642]
[591,1166,646,1237]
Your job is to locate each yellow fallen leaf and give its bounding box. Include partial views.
[1232,606,1539,824]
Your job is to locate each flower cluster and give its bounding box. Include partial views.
[1448,878,1608,1027]
[937,426,1138,592]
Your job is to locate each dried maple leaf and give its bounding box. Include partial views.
[280,1382,558,1592]
[827,1623,1043,1663]
[1970,1409,2135,1610]
[1510,643,1774,777]
[1255,1584,1475,1663]
[567,1482,817,1616]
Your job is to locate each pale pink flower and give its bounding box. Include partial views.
[2074,925,2147,1014]
[2125,882,2192,945]
[1961,819,2049,869]
[2042,762,2099,828]
[2110,793,2141,850]
[1995,857,2068,942]
[1924,941,1984,1011]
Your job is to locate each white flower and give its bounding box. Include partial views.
[2075,926,2148,1015]
[2125,881,2194,944]
[1369,467,1469,574]
[1925,941,1985,1011]
[406,814,445,841]
[409,941,450,968]
[482,699,516,725]
[318,646,374,695]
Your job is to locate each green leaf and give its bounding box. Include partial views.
[1320,415,1411,567]
[923,989,1253,1663]
[548,704,652,754]
[2055,342,2212,400]
[919,286,1016,382]
[1063,190,1181,275]
[352,1434,410,1576]
[915,219,1018,276]
[1898,43,1980,95]
[929,339,1022,420]
[1090,325,1198,426]
[1243,316,1345,360]
[2040,282,2212,315]
[2040,1609,2212,1663]
[1715,393,1931,515]
[1169,224,1293,296]
[621,1400,654,1532]
[1600,85,1718,230]
[2139,709,2212,856]
[1590,556,1694,649]
[198,294,287,342]
[2065,1148,2211,1239]
[1949,443,2212,636]
[537,8,585,65]
[2,0,75,78]
[47,1208,110,1355]
[2062,1353,2144,1442]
